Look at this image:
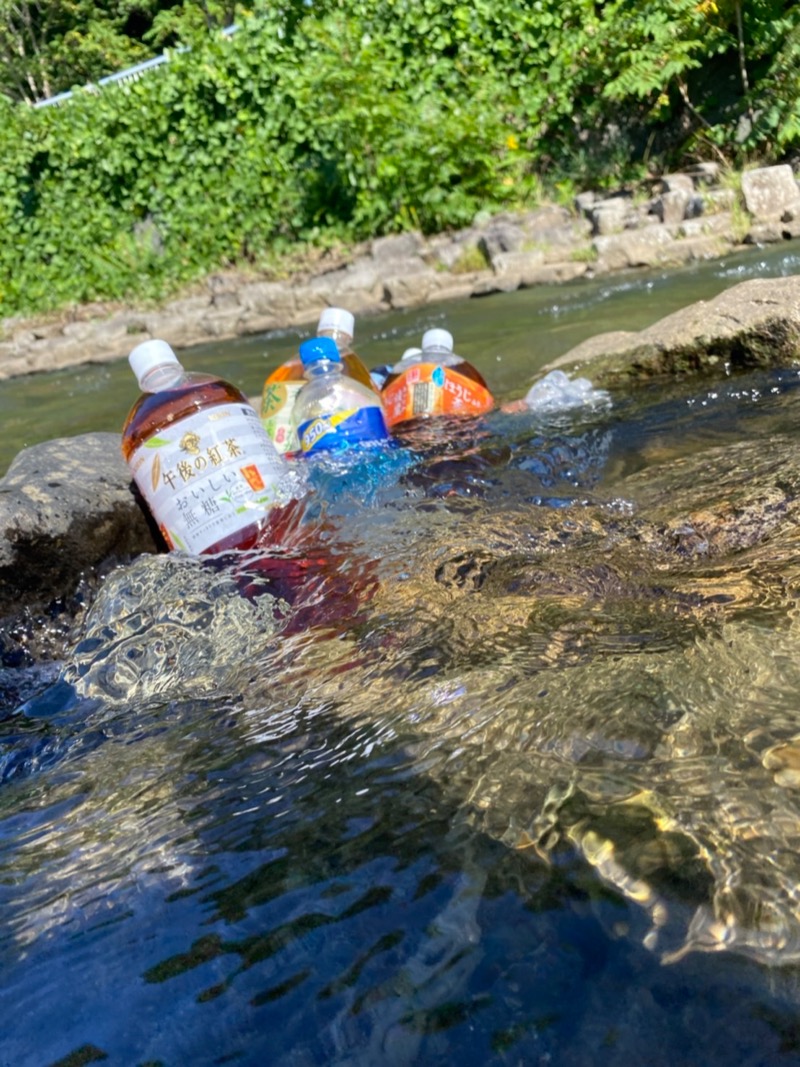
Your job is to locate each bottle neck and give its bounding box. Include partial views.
[319,328,353,352]
[139,361,186,392]
[422,347,461,367]
[304,358,342,381]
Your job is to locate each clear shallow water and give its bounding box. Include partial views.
[5,247,800,1065]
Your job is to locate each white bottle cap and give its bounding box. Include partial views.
[318,307,355,338]
[422,328,453,351]
[129,339,180,388]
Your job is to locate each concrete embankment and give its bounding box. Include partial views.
[2,163,800,382]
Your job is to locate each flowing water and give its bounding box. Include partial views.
[5,244,800,1065]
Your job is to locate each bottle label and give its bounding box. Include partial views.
[261,379,302,455]
[382,363,494,427]
[128,403,287,554]
[297,406,388,454]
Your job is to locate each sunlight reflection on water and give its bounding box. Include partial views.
[6,257,800,1063]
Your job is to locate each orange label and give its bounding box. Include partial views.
[240,464,266,491]
[382,364,494,428]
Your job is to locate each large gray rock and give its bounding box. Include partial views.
[659,173,696,196]
[519,205,574,236]
[741,165,800,221]
[545,274,800,383]
[425,230,483,271]
[237,280,297,323]
[306,260,385,313]
[382,268,440,309]
[593,226,678,270]
[491,248,546,282]
[677,212,734,238]
[651,188,691,225]
[0,433,155,625]
[476,257,587,293]
[590,197,629,236]
[478,218,527,261]
[370,232,426,265]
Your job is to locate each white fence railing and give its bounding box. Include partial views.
[33,23,239,109]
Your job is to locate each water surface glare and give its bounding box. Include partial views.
[5,249,800,1064]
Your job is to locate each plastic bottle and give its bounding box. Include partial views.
[500,370,612,415]
[261,307,378,455]
[122,339,292,555]
[380,328,495,428]
[400,346,423,362]
[293,336,389,455]
[369,347,420,391]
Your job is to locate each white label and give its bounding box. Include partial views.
[129,403,288,554]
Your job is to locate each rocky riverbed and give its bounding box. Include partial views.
[3,163,800,672]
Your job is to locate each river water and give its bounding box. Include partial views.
[2,242,800,475]
[5,243,800,1065]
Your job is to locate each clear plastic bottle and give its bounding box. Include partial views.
[261,307,378,455]
[293,336,389,455]
[381,328,494,428]
[122,339,292,555]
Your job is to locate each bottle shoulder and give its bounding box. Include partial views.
[391,351,463,372]
[266,352,378,395]
[385,355,486,383]
[122,374,251,456]
[294,371,384,426]
[298,373,380,403]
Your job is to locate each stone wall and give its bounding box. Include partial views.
[2,163,800,382]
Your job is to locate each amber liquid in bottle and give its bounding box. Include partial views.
[266,351,379,394]
[381,357,490,393]
[123,372,281,554]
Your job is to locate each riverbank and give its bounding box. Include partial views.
[2,163,800,382]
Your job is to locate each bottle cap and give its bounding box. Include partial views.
[299,336,342,365]
[317,307,355,338]
[421,328,453,351]
[129,339,180,388]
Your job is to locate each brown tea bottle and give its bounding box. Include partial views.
[122,339,293,555]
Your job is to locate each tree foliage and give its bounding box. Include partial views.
[0,0,176,103]
[0,0,798,318]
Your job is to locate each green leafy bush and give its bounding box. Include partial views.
[0,0,797,319]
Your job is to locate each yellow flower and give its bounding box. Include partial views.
[506,134,519,150]
[696,0,718,14]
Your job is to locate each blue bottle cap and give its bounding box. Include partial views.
[299,336,341,365]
